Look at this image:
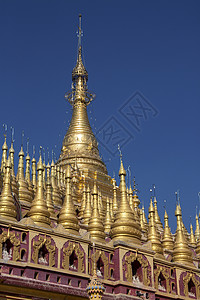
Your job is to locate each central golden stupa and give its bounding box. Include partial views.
[58,15,113,206]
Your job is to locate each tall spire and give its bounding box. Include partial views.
[58,164,79,234]
[9,139,19,200]
[88,176,105,242]
[104,197,112,234]
[28,154,50,228]
[79,175,87,219]
[112,178,118,214]
[31,146,37,194]
[0,158,17,221]
[173,204,193,265]
[82,184,92,225]
[17,145,32,206]
[25,139,34,200]
[111,153,141,244]
[51,159,62,207]
[189,223,196,248]
[59,15,107,174]
[195,212,200,242]
[153,185,163,231]
[1,133,8,175]
[46,162,57,221]
[162,210,173,251]
[147,198,163,256]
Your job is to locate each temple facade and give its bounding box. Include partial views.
[0,15,200,300]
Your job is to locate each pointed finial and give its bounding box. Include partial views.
[52,149,54,161]
[163,199,167,210]
[10,127,14,144]
[33,145,35,158]
[175,189,180,205]
[150,188,153,199]
[198,192,200,215]
[26,138,29,155]
[133,177,138,195]
[3,124,7,138]
[21,130,24,147]
[39,146,42,157]
[153,184,156,197]
[118,144,122,162]
[47,147,50,163]
[77,14,83,48]
[127,165,131,187]
[43,148,45,164]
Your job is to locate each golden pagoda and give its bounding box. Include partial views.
[27,153,50,228]
[147,198,163,256]
[0,14,200,300]
[173,204,193,265]
[110,155,141,244]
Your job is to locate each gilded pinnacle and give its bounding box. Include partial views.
[28,155,50,228]
[0,157,17,221]
[58,164,79,234]
[173,204,193,265]
[162,210,173,251]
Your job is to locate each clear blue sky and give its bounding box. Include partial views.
[0,1,200,232]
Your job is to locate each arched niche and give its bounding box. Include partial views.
[69,250,78,270]
[91,250,109,280]
[123,251,151,286]
[0,228,20,261]
[154,266,170,293]
[62,241,85,273]
[183,273,200,298]
[38,244,49,265]
[96,256,104,278]
[2,238,13,261]
[158,272,166,291]
[131,259,142,284]
[32,235,56,267]
[188,279,196,297]
[20,248,26,261]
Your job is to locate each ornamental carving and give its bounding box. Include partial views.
[32,234,56,267]
[183,272,200,298]
[154,265,170,293]
[62,241,85,273]
[0,228,20,261]
[123,251,150,286]
[91,250,109,280]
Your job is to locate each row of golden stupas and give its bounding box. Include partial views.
[0,131,200,264]
[0,15,200,272]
